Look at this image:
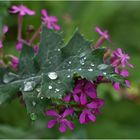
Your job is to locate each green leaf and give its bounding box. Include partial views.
[0,25,125,118]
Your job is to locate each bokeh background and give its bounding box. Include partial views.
[0,1,140,139]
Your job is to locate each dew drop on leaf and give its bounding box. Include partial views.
[68,61,71,64]
[103,72,107,75]
[78,68,82,71]
[40,97,44,100]
[55,88,60,92]
[48,85,52,89]
[30,113,37,121]
[23,81,36,92]
[98,64,108,70]
[32,101,36,107]
[48,72,58,80]
[88,68,93,72]
[80,59,85,65]
[67,75,70,78]
[91,63,95,67]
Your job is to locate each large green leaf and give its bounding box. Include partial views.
[0,25,125,118]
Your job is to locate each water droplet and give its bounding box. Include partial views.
[68,69,71,71]
[98,64,108,70]
[30,113,37,121]
[84,57,86,60]
[40,97,44,99]
[58,48,60,51]
[37,92,41,98]
[56,89,60,92]
[67,75,70,78]
[78,68,82,71]
[36,88,41,92]
[80,52,86,58]
[48,72,58,80]
[80,59,85,65]
[88,68,93,71]
[103,72,107,75]
[32,101,36,106]
[91,63,95,67]
[23,81,36,92]
[49,61,52,64]
[68,61,71,64]
[48,85,52,89]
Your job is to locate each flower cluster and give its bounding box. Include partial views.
[111,48,133,90]
[0,4,133,134]
[46,79,104,132]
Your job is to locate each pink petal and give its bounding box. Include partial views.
[113,82,120,91]
[0,41,3,48]
[95,26,103,35]
[41,9,48,17]
[125,80,130,88]
[117,48,123,56]
[3,25,8,34]
[86,101,98,109]
[63,94,71,102]
[120,69,129,77]
[79,110,86,124]
[80,93,87,105]
[53,24,61,31]
[47,119,57,128]
[62,108,74,118]
[88,113,96,122]
[84,81,97,99]
[59,122,66,133]
[64,120,74,131]
[16,42,23,51]
[46,110,59,117]
[73,94,79,102]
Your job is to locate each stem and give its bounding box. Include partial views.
[29,25,42,44]
[17,15,23,41]
[94,36,105,48]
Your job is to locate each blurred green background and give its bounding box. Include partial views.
[0,1,140,139]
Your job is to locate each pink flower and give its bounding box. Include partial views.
[41,9,60,31]
[0,25,8,48]
[11,56,19,70]
[95,26,109,40]
[73,79,97,105]
[115,67,129,77]
[46,108,74,133]
[113,80,130,91]
[10,5,35,16]
[111,48,133,68]
[16,42,23,51]
[33,45,39,53]
[79,109,96,124]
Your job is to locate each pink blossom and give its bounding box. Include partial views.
[111,48,133,68]
[115,67,129,77]
[11,56,19,70]
[95,26,109,40]
[41,9,60,31]
[46,108,74,133]
[16,42,23,51]
[10,5,35,16]
[113,82,120,91]
[73,79,97,105]
[33,45,39,53]
[0,25,8,48]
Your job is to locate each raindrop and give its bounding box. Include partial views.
[58,48,60,51]
[78,68,82,71]
[48,72,58,80]
[91,63,95,67]
[36,88,41,92]
[103,72,107,75]
[98,64,108,70]
[32,101,36,106]
[23,81,36,92]
[84,57,86,60]
[80,52,86,58]
[55,89,60,92]
[48,85,52,89]
[80,59,85,65]
[68,69,71,72]
[68,61,71,64]
[40,97,44,100]
[67,75,70,78]
[30,113,37,121]
[88,68,93,72]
